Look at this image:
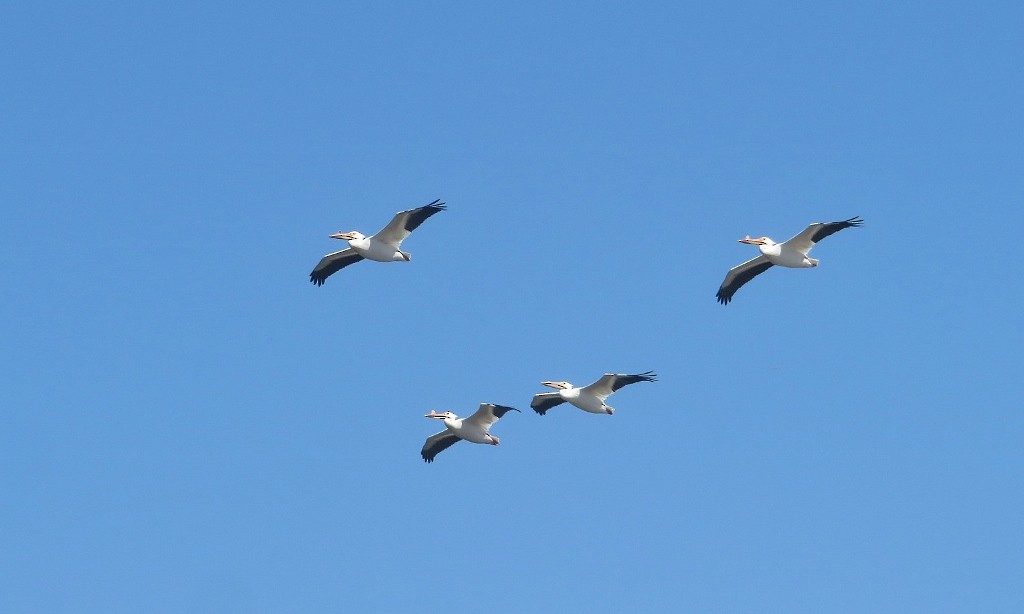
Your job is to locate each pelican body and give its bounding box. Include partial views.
[543,383,608,413]
[716,216,863,304]
[421,403,521,463]
[530,372,657,416]
[739,235,820,268]
[331,230,412,262]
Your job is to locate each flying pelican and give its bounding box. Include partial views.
[530,372,657,416]
[716,216,863,304]
[309,199,446,286]
[421,403,521,463]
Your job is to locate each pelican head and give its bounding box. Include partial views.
[330,230,365,241]
[541,381,573,390]
[738,235,772,245]
[425,410,457,420]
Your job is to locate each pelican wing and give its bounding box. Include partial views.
[716,254,773,305]
[464,403,520,430]
[582,372,657,401]
[530,393,567,416]
[421,431,461,463]
[309,248,365,286]
[373,199,446,247]
[782,216,863,255]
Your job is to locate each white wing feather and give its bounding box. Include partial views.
[372,201,445,248]
[781,223,824,255]
[463,403,518,430]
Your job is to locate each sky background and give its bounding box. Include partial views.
[2,1,1022,612]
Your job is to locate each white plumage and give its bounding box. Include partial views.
[421,403,521,463]
[310,199,446,285]
[531,372,657,416]
[716,216,863,304]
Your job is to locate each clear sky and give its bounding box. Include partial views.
[2,1,1022,612]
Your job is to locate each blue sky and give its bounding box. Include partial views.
[2,1,1022,612]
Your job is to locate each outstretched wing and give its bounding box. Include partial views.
[373,199,446,247]
[530,393,566,416]
[310,248,365,286]
[421,431,461,463]
[582,372,657,401]
[716,254,773,305]
[464,402,520,431]
[782,216,863,255]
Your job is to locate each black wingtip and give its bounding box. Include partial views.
[623,371,658,384]
[489,404,521,417]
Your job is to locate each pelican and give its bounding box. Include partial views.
[530,372,657,416]
[716,216,863,304]
[421,403,521,463]
[309,199,446,285]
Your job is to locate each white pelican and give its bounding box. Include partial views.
[309,199,446,286]
[421,403,521,463]
[716,216,863,304]
[530,372,657,416]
